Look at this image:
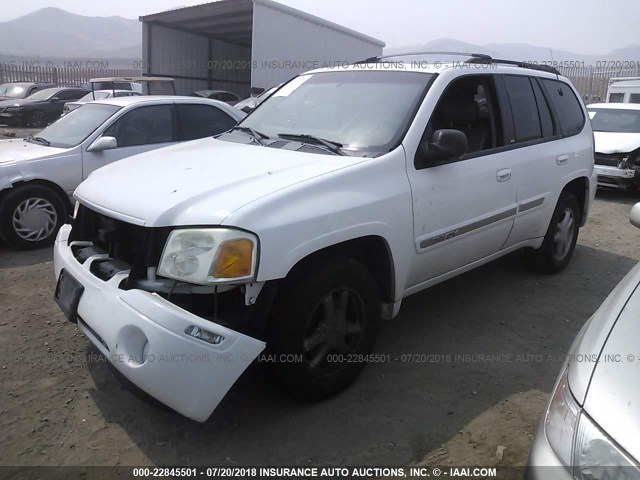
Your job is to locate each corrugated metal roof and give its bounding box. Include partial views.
[139,0,384,47]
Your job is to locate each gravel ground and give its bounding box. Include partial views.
[1,190,639,476]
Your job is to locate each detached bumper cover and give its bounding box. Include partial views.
[53,224,265,422]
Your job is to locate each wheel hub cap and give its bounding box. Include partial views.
[303,289,364,369]
[12,197,57,242]
[553,208,574,261]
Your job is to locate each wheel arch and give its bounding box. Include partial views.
[283,235,396,305]
[1,179,72,215]
[561,176,589,227]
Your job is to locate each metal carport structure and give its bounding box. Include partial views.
[140,0,385,97]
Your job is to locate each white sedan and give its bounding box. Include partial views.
[62,89,141,115]
[0,96,244,249]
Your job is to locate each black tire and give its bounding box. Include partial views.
[267,256,381,400]
[0,185,67,250]
[28,110,46,128]
[526,191,580,274]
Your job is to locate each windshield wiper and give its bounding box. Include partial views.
[277,133,345,156]
[228,126,269,146]
[26,134,50,146]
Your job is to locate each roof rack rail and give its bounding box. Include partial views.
[465,58,560,75]
[354,51,493,64]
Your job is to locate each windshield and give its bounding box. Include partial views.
[25,88,58,101]
[234,70,433,155]
[31,103,121,148]
[0,84,28,98]
[589,108,640,133]
[78,91,111,102]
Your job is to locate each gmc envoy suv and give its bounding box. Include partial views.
[53,54,596,422]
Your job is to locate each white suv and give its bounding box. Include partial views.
[53,54,596,422]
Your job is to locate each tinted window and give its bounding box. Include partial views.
[531,79,555,138]
[105,105,174,147]
[503,75,542,142]
[219,92,238,102]
[56,90,86,101]
[609,93,625,103]
[542,79,585,137]
[427,75,501,155]
[630,94,640,104]
[176,104,237,141]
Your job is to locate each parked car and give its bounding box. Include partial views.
[606,77,640,104]
[62,90,142,115]
[191,89,240,105]
[588,103,640,189]
[235,84,280,113]
[0,96,243,248]
[0,82,57,101]
[52,55,596,422]
[0,87,88,127]
[87,76,175,95]
[526,203,640,479]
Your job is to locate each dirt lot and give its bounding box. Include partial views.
[1,190,639,475]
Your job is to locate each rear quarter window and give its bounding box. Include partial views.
[541,79,585,137]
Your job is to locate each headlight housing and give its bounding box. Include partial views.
[157,228,258,285]
[573,413,640,479]
[545,368,580,468]
[544,366,640,478]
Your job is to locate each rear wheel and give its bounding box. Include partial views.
[267,257,381,399]
[0,185,67,249]
[526,191,580,273]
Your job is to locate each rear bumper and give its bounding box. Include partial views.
[53,224,265,422]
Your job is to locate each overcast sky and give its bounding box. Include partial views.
[6,0,640,54]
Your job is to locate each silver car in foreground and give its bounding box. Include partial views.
[526,203,640,478]
[0,96,244,249]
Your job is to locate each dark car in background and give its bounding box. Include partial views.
[0,87,88,127]
[191,89,240,105]
[0,82,56,101]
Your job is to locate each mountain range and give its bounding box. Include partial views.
[0,8,638,67]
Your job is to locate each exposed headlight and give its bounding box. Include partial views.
[545,367,580,469]
[157,228,258,285]
[544,367,640,478]
[574,413,640,479]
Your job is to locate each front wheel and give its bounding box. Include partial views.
[0,185,67,249]
[526,191,580,273]
[267,257,381,399]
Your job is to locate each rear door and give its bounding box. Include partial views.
[175,103,238,140]
[81,103,175,179]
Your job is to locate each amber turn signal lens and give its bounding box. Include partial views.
[213,239,254,278]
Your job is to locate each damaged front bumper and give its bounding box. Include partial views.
[53,224,265,422]
[594,164,637,188]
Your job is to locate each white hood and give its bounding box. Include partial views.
[594,131,640,155]
[0,138,69,164]
[75,137,364,227]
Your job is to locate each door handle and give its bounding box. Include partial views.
[557,154,569,166]
[496,169,512,182]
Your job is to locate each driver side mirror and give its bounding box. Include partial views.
[417,129,468,168]
[630,203,640,229]
[87,136,117,152]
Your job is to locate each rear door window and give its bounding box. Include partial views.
[176,104,237,141]
[541,79,585,137]
[503,75,542,142]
